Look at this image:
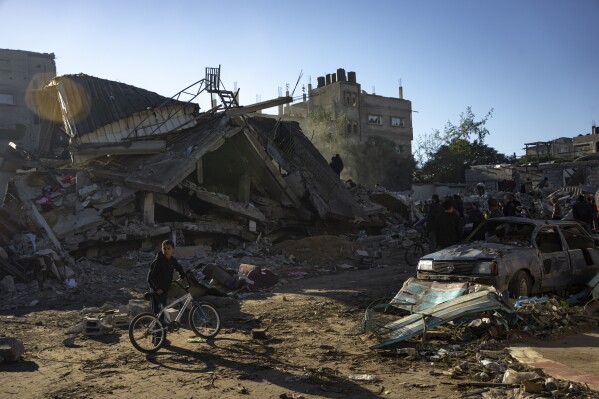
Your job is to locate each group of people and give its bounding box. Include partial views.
[422,189,599,251]
[422,192,539,252]
[424,194,465,251]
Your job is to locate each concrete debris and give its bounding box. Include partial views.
[0,337,25,363]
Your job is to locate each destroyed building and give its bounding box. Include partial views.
[0,48,57,154]
[0,68,372,285]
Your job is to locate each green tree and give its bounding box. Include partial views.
[414,107,510,183]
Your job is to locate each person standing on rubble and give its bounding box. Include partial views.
[487,198,503,219]
[426,194,444,252]
[550,197,562,220]
[436,198,463,249]
[329,154,344,177]
[572,194,594,232]
[147,240,186,345]
[476,182,486,196]
[503,194,520,217]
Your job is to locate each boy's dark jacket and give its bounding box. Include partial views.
[147,251,185,291]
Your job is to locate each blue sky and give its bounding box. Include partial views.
[2,0,598,156]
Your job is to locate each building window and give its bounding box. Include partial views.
[395,145,404,154]
[0,93,15,105]
[368,114,382,125]
[391,117,405,127]
[346,121,352,134]
[353,122,358,134]
[344,92,357,107]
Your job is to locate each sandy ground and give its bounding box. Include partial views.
[2,263,599,398]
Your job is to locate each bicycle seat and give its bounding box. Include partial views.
[143,292,154,300]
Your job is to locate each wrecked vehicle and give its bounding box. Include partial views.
[416,217,599,298]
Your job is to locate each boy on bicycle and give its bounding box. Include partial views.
[147,240,186,345]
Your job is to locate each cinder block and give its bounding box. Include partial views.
[84,317,103,336]
[112,313,129,328]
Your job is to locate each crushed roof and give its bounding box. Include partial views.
[48,73,197,136]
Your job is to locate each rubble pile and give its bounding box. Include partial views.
[370,311,599,398]
[511,296,598,338]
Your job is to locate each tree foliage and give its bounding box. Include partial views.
[303,107,347,159]
[346,136,415,191]
[414,107,511,183]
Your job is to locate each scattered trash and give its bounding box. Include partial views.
[348,374,380,382]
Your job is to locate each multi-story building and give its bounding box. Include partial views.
[524,137,574,158]
[524,126,599,159]
[283,68,413,154]
[572,126,599,156]
[0,48,56,154]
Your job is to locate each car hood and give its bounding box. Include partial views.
[422,243,527,261]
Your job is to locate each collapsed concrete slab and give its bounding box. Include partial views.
[0,71,372,285]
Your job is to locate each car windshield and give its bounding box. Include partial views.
[466,220,534,247]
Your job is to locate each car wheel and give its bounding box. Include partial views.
[509,270,531,298]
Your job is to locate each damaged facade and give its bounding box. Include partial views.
[283,68,413,154]
[0,48,56,155]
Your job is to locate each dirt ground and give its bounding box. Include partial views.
[2,261,599,399]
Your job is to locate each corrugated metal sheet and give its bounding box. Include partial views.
[48,74,198,139]
[390,277,469,313]
[76,105,197,144]
[373,289,513,349]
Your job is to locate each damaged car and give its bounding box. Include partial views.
[416,217,599,298]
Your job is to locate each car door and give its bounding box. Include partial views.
[535,225,570,291]
[559,224,599,284]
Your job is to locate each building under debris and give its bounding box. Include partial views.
[0,66,386,284]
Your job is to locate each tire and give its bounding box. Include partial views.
[188,303,221,338]
[405,244,425,266]
[129,312,166,353]
[508,270,532,298]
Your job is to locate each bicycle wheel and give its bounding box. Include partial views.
[129,312,166,353]
[405,243,424,266]
[188,303,221,338]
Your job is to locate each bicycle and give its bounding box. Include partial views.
[404,224,428,266]
[128,274,222,353]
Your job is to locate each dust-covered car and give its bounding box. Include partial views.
[416,217,599,297]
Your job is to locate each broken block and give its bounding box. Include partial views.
[112,312,130,328]
[0,337,25,362]
[83,316,103,336]
[251,328,268,339]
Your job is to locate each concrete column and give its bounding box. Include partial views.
[142,192,155,225]
[238,173,251,205]
[196,158,203,184]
